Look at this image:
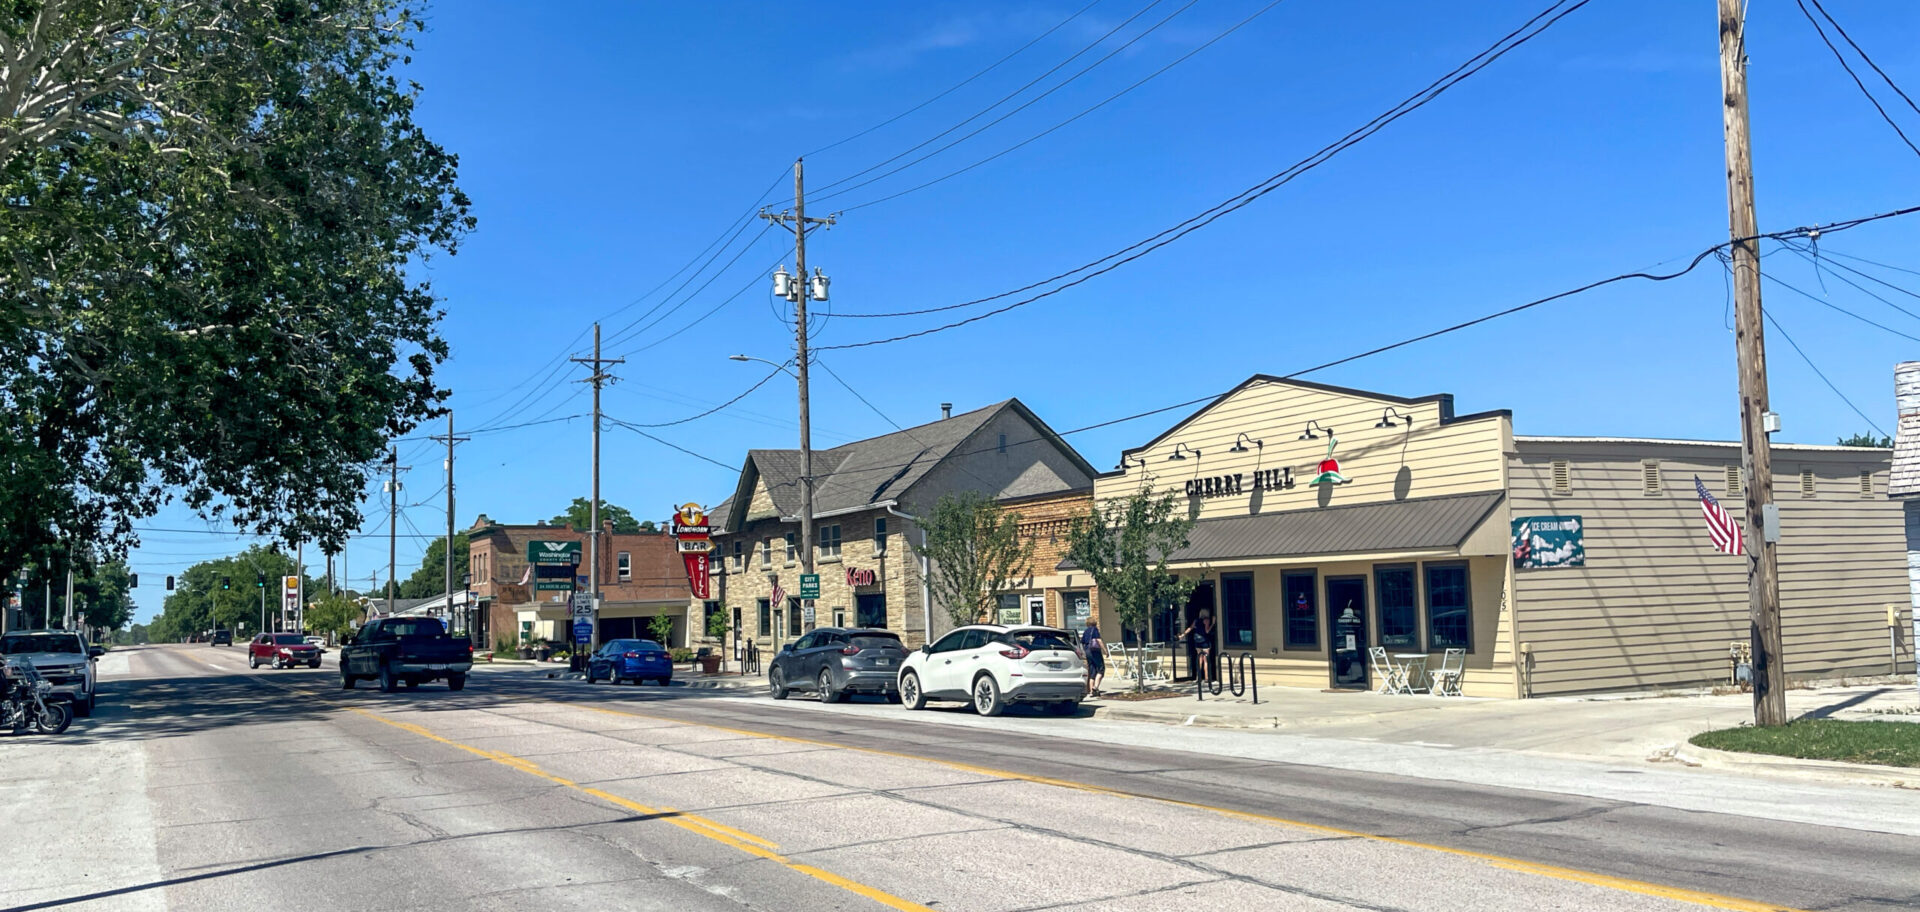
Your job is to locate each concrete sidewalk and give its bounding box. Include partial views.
[1084,678,1920,776]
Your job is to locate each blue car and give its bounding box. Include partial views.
[587,638,673,686]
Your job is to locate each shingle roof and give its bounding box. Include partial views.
[1058,491,1505,568]
[745,402,1006,520]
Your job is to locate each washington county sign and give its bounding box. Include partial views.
[527,540,582,566]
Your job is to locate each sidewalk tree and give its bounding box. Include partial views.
[550,498,643,534]
[1065,489,1197,692]
[303,591,363,642]
[914,491,1034,630]
[398,534,470,599]
[0,1,473,579]
[147,547,305,640]
[648,612,676,648]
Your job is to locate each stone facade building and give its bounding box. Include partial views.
[700,399,1097,655]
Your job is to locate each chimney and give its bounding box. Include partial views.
[941,402,952,420]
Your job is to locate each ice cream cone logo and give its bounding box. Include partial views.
[1309,435,1349,485]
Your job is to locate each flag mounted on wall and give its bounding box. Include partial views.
[1694,476,1745,556]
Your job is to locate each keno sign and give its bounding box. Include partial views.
[845,567,877,587]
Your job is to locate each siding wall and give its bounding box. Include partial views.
[1094,380,1509,519]
[1509,441,1908,695]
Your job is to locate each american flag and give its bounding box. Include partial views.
[771,577,785,609]
[1694,475,1745,556]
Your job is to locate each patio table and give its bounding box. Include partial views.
[1392,653,1430,694]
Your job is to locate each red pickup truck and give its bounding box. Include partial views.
[249,633,322,669]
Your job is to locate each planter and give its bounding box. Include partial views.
[517,645,533,660]
[699,654,722,675]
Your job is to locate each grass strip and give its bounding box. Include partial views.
[1690,719,1920,768]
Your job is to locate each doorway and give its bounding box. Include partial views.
[1326,576,1368,689]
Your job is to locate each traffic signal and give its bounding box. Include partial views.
[128,573,138,588]
[255,574,265,588]
[166,575,175,591]
[221,576,231,590]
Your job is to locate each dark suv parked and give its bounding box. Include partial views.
[209,629,233,646]
[769,627,905,703]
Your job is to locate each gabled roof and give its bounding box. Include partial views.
[722,399,1095,529]
[1122,375,1497,457]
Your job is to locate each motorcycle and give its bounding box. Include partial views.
[3,658,72,735]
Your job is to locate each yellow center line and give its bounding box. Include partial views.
[564,703,1812,912]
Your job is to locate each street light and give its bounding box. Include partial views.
[729,354,797,378]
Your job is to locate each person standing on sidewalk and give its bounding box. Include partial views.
[1080,618,1105,695]
[1181,610,1217,684]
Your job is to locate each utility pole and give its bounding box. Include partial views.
[63,565,73,629]
[385,448,407,615]
[432,411,470,635]
[571,324,623,669]
[1719,0,1786,727]
[761,159,834,634]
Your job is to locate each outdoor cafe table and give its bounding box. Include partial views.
[1392,653,1430,694]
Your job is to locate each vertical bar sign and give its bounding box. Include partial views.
[671,502,713,600]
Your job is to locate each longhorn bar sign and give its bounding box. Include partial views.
[672,503,713,599]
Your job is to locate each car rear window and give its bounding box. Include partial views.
[851,634,902,650]
[610,640,663,652]
[1003,630,1077,651]
[0,634,84,655]
[272,634,307,645]
[383,619,446,637]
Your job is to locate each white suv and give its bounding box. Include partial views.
[0,629,100,717]
[898,625,1086,716]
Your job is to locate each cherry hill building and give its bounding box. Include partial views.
[701,399,1097,654]
[1071,375,1907,697]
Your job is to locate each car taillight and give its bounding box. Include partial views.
[623,651,640,658]
[999,645,1029,659]
[840,645,862,656]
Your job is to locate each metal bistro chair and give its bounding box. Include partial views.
[1142,641,1168,681]
[1367,646,1402,694]
[1430,648,1466,697]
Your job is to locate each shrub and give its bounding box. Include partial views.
[669,647,694,663]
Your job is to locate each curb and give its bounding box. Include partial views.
[1661,742,1920,789]
[1087,703,1282,729]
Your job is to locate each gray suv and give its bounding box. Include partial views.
[769,627,906,703]
[0,630,101,717]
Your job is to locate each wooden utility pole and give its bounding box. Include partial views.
[1719,0,1787,726]
[386,448,402,613]
[432,411,470,635]
[761,160,834,636]
[572,324,623,668]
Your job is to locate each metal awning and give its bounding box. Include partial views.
[1059,491,1505,568]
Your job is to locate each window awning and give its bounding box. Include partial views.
[1059,491,1505,568]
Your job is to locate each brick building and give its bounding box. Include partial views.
[988,487,1098,631]
[700,399,1096,655]
[467,514,686,650]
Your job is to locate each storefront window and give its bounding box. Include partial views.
[1222,575,1255,648]
[1374,565,1419,649]
[856,593,887,628]
[996,593,1022,626]
[1062,591,1090,629]
[1284,571,1317,649]
[757,598,771,637]
[1425,563,1471,650]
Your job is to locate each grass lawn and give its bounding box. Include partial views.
[1690,719,1920,768]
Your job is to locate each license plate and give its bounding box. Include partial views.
[1043,662,1066,671]
[426,663,447,671]
[875,659,892,666]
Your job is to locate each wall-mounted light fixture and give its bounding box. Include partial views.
[1375,407,1414,429]
[1114,455,1149,471]
[1168,443,1201,461]
[1228,433,1264,454]
[1299,421,1333,440]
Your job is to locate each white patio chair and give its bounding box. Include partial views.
[1367,646,1401,694]
[1430,648,1466,697]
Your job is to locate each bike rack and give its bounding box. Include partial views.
[741,641,761,676]
[1198,653,1259,704]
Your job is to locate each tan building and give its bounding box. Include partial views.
[704,399,1097,655]
[1081,374,1905,697]
[467,515,687,650]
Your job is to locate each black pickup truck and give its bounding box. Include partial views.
[340,617,473,692]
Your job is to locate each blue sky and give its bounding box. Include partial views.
[121,0,1920,623]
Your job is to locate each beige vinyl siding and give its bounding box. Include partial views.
[1094,380,1507,518]
[1510,442,1905,696]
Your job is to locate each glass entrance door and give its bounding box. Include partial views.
[1326,576,1368,689]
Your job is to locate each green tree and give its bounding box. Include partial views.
[1065,490,1197,692]
[398,533,470,599]
[648,612,676,647]
[1838,432,1893,448]
[303,590,364,642]
[914,491,1035,630]
[146,547,311,641]
[76,559,135,633]
[0,1,473,578]
[551,498,644,534]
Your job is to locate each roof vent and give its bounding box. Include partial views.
[941,402,952,419]
[1641,459,1662,496]
[1550,459,1571,495]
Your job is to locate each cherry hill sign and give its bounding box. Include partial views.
[671,503,712,599]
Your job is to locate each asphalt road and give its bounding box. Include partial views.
[4,644,1916,912]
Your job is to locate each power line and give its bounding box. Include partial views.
[603,416,738,471]
[1821,246,1920,280]
[603,222,776,352]
[811,0,1177,198]
[1774,239,1920,323]
[803,0,1109,158]
[1762,270,1920,343]
[812,0,1206,206]
[133,526,444,540]
[1761,309,1889,438]
[391,413,590,443]
[1802,0,1920,119]
[821,0,1591,341]
[1795,0,1920,158]
[618,362,792,428]
[834,0,1290,213]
